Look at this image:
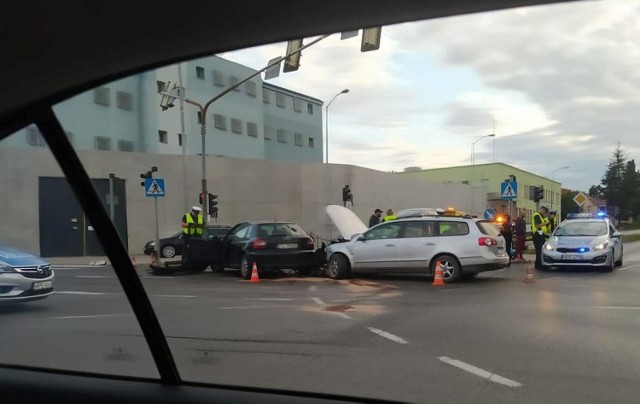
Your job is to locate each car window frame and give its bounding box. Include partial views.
[400,220,436,239]
[363,221,403,241]
[437,220,470,237]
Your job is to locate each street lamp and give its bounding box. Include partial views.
[325,89,349,164]
[471,134,495,215]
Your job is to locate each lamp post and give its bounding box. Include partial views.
[325,89,349,164]
[471,134,495,215]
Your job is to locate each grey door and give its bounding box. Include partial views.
[38,177,128,257]
[395,221,437,272]
[352,222,402,270]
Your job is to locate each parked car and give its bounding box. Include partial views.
[0,245,54,303]
[144,225,232,258]
[324,205,510,283]
[200,221,319,279]
[542,212,623,271]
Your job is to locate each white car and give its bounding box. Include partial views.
[324,205,510,283]
[0,245,54,303]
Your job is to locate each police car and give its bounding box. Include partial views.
[0,245,54,303]
[541,212,623,271]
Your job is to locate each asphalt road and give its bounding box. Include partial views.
[3,243,640,403]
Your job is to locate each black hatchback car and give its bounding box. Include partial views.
[144,225,232,258]
[206,221,318,279]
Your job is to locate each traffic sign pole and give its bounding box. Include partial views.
[154,197,160,265]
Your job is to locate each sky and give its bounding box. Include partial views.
[221,0,640,192]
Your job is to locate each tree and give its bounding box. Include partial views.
[600,143,626,210]
[560,190,581,220]
[589,185,604,198]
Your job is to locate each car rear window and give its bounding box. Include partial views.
[257,223,307,237]
[438,221,470,236]
[476,220,501,236]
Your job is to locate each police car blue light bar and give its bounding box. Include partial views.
[566,212,607,219]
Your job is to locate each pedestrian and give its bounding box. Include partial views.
[382,208,397,222]
[548,210,558,234]
[181,206,204,263]
[532,206,550,270]
[369,208,383,227]
[514,211,527,261]
[499,212,513,265]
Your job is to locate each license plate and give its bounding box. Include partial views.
[277,243,298,249]
[561,255,583,261]
[33,280,52,290]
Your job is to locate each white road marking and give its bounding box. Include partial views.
[152,294,197,298]
[438,356,522,388]
[308,285,318,291]
[56,291,107,295]
[617,264,640,271]
[53,313,132,320]
[593,306,640,310]
[311,297,326,306]
[75,275,112,279]
[244,298,294,301]
[330,312,352,319]
[367,327,408,344]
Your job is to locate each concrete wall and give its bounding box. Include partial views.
[0,146,483,256]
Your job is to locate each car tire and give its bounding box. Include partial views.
[605,252,615,272]
[161,244,176,259]
[239,255,253,280]
[615,248,623,267]
[432,255,461,284]
[327,254,350,280]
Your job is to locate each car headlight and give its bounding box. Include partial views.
[544,244,555,251]
[0,265,16,274]
[594,241,608,251]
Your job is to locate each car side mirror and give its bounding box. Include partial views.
[612,232,621,238]
[356,235,365,242]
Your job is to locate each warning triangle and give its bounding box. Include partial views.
[147,180,165,195]
[501,184,515,198]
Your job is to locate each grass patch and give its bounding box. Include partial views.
[624,234,640,243]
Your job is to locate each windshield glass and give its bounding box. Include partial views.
[4,1,640,402]
[555,221,608,237]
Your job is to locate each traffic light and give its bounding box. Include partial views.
[534,186,544,202]
[283,39,303,73]
[342,185,353,207]
[139,171,152,187]
[199,192,204,205]
[159,81,178,111]
[208,194,218,216]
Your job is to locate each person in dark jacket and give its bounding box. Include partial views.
[369,209,383,227]
[513,211,527,262]
[499,212,513,265]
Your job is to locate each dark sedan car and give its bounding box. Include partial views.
[207,221,318,279]
[144,225,231,258]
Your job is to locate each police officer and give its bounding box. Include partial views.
[382,208,397,222]
[532,206,550,270]
[181,206,204,264]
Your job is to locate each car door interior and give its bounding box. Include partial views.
[1,1,563,403]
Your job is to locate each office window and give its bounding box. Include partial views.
[196,66,205,79]
[276,93,285,108]
[197,111,202,124]
[26,126,46,146]
[116,91,133,110]
[307,103,313,114]
[156,80,166,93]
[294,98,303,112]
[262,88,270,104]
[308,137,315,148]
[229,76,240,91]
[212,70,225,87]
[277,129,287,143]
[94,136,111,151]
[158,130,168,144]
[247,122,258,137]
[94,87,110,106]
[178,133,183,147]
[245,81,257,97]
[264,126,274,140]
[294,133,303,146]
[231,118,242,134]
[117,140,134,152]
[214,114,226,130]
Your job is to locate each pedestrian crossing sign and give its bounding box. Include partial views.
[145,178,166,197]
[500,181,517,200]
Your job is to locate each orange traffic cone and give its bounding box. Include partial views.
[523,260,535,284]
[249,262,260,283]
[433,261,445,286]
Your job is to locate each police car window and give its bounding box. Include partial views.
[556,222,607,236]
[402,221,435,238]
[365,223,402,240]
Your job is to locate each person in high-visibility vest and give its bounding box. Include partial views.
[181,206,204,237]
[532,206,550,270]
[382,208,397,222]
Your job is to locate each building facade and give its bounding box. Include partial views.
[400,162,563,221]
[6,56,324,163]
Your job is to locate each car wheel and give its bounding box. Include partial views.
[327,254,350,280]
[615,248,623,267]
[239,255,253,280]
[432,255,461,283]
[605,252,615,272]
[161,244,176,259]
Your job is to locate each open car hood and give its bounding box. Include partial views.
[326,205,368,240]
